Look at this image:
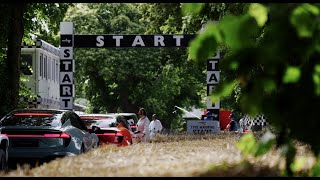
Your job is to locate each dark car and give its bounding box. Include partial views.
[0,109,99,163]
[109,113,138,132]
[0,134,9,170]
[79,114,133,146]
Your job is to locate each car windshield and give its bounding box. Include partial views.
[80,116,116,128]
[122,115,137,124]
[0,112,62,127]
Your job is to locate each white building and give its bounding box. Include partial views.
[20,39,60,109]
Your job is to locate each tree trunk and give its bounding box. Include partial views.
[6,3,27,111]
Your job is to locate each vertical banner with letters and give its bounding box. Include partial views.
[60,22,74,110]
[206,52,220,126]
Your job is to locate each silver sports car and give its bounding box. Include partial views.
[0,109,99,163]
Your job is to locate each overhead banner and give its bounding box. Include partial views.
[74,35,196,48]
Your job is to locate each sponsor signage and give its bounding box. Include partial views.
[187,120,220,134]
[206,52,220,125]
[60,22,74,110]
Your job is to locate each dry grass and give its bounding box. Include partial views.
[0,132,316,177]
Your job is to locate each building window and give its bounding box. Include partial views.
[40,53,43,78]
[20,54,33,75]
[44,55,47,79]
[48,57,51,80]
[56,62,59,83]
[52,60,55,82]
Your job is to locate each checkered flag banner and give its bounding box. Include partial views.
[242,114,270,130]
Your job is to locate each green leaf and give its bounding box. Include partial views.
[282,66,301,84]
[290,3,320,38]
[312,163,320,176]
[254,131,276,157]
[230,61,239,70]
[313,64,320,95]
[210,80,238,103]
[311,154,320,176]
[239,93,261,117]
[263,79,277,93]
[219,14,260,50]
[181,3,205,16]
[290,157,307,173]
[248,3,268,27]
[236,132,257,156]
[188,22,222,63]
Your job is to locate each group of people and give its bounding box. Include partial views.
[133,107,247,143]
[225,113,248,133]
[134,107,163,143]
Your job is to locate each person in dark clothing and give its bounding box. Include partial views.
[226,113,239,132]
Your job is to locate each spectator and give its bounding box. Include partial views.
[238,116,244,133]
[149,114,163,140]
[117,121,133,145]
[204,111,213,120]
[134,107,150,143]
[226,113,239,132]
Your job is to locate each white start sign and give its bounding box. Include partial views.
[187,120,220,134]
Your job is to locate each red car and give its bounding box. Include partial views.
[79,114,133,146]
[108,113,138,132]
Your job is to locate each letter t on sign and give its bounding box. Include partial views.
[60,22,74,110]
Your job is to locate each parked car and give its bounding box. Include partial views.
[109,113,138,132]
[79,114,133,146]
[0,134,8,170]
[0,109,99,163]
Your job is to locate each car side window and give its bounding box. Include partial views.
[121,117,131,130]
[133,115,138,124]
[115,117,121,126]
[61,111,72,125]
[74,113,88,131]
[70,113,84,130]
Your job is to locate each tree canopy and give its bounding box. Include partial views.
[63,3,208,129]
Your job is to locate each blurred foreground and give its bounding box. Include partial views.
[0,132,315,177]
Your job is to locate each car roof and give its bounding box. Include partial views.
[79,114,118,119]
[108,113,137,116]
[79,114,112,116]
[10,109,67,114]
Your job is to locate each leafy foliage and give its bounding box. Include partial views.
[184,2,320,176]
[0,3,70,117]
[236,131,275,157]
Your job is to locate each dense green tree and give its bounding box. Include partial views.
[0,3,27,118]
[0,3,70,118]
[138,3,249,118]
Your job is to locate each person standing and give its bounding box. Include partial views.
[149,114,163,140]
[204,111,213,120]
[226,113,239,132]
[238,116,246,133]
[134,108,150,143]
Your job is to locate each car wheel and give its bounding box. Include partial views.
[0,149,7,171]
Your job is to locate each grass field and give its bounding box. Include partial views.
[0,132,316,177]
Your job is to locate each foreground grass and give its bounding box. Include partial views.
[0,132,316,177]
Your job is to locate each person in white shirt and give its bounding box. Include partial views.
[134,108,150,143]
[149,114,163,140]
